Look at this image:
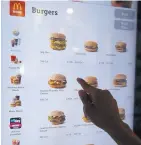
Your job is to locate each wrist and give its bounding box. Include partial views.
[107,121,139,145]
[106,120,124,135]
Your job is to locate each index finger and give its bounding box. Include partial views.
[77,78,97,94]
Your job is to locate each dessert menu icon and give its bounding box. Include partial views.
[9,117,22,129]
[10,74,22,85]
[12,139,20,145]
[10,55,22,64]
[50,33,67,50]
[48,111,65,125]
[10,96,21,107]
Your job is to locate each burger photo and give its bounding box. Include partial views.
[15,100,21,106]
[85,41,98,52]
[84,76,98,88]
[50,33,66,50]
[10,102,16,107]
[119,108,125,120]
[10,96,21,107]
[115,42,127,52]
[48,74,67,88]
[48,111,65,125]
[82,115,91,123]
[111,1,132,8]
[113,74,127,87]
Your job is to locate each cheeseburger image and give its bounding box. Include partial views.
[48,74,67,88]
[50,33,66,50]
[115,42,126,52]
[113,74,127,87]
[119,108,125,120]
[48,111,65,125]
[84,76,98,88]
[82,115,91,123]
[85,41,98,52]
[111,1,132,8]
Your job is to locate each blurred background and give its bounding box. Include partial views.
[134,1,141,138]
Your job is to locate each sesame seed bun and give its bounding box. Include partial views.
[116,42,126,48]
[85,41,98,47]
[51,33,66,39]
[85,41,98,52]
[115,74,127,80]
[49,74,66,81]
[84,76,98,87]
[50,111,65,117]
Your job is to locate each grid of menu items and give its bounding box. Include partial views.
[1,1,137,145]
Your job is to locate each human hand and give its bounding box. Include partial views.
[77,78,123,132]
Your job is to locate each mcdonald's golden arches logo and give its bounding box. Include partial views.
[10,1,25,17]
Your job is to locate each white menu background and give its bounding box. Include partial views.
[1,1,137,145]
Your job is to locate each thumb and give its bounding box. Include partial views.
[78,90,90,105]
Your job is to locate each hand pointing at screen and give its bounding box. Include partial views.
[77,78,141,145]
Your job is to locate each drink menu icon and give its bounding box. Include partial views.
[11,38,21,47]
[11,29,21,47]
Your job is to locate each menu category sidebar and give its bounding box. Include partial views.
[8,29,23,145]
[1,1,26,145]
